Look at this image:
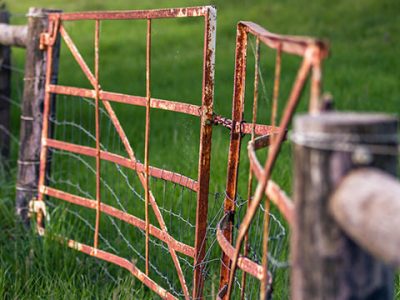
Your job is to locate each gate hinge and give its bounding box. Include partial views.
[39,32,51,50]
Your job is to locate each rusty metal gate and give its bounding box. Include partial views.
[216,22,329,298]
[29,5,331,299]
[33,6,216,299]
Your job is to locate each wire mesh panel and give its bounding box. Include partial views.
[0,11,30,169]
[0,57,24,168]
[0,13,27,208]
[33,7,216,299]
[216,22,329,299]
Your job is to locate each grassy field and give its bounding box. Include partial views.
[1,0,399,299]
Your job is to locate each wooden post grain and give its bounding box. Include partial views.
[330,168,400,267]
[16,7,61,224]
[0,23,28,48]
[0,7,11,164]
[291,112,398,300]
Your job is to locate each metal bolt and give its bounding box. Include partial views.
[352,146,373,165]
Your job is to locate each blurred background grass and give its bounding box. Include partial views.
[1,0,399,298]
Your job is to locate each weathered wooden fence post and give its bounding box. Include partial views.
[16,7,61,224]
[330,168,400,267]
[291,112,398,299]
[0,6,11,164]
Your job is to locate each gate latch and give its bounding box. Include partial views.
[29,198,49,236]
[39,18,60,50]
[28,198,49,221]
[39,33,51,50]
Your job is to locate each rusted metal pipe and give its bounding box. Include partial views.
[144,17,152,276]
[93,19,101,250]
[241,36,260,300]
[218,22,248,297]
[36,15,59,232]
[192,6,216,299]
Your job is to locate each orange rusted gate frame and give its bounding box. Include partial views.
[217,22,329,299]
[34,6,216,299]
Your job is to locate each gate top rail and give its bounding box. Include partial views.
[48,6,214,21]
[240,21,329,58]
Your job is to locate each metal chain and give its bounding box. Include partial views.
[212,113,234,130]
[212,113,247,137]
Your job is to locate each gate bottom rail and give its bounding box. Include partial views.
[41,230,177,300]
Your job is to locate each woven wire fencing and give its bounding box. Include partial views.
[0,13,26,199]
[45,94,202,297]
[44,94,289,298]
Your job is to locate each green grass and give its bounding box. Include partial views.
[1,0,399,298]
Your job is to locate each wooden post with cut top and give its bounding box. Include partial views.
[291,112,398,299]
[15,7,61,225]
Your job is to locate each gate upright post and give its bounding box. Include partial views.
[193,6,216,299]
[16,7,61,225]
[218,23,248,298]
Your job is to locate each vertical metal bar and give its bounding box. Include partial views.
[218,23,248,299]
[93,19,101,249]
[309,46,321,114]
[193,6,216,300]
[240,36,259,300]
[271,45,282,133]
[144,18,152,276]
[260,200,271,300]
[37,18,57,233]
[259,44,281,300]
